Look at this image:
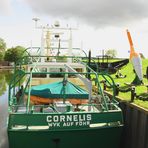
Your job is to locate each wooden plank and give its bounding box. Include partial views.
[120,102,148,148]
[144,115,148,148]
[130,108,138,148]
[137,112,147,148]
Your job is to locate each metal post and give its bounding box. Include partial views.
[115,83,120,96]
[68,28,72,63]
[103,80,107,91]
[88,50,91,80]
[131,86,136,102]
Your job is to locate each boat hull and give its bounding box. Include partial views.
[8,126,122,148]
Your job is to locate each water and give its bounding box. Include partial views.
[0,70,13,148]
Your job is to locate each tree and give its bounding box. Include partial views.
[4,46,26,63]
[0,53,4,61]
[105,49,117,58]
[0,38,6,52]
[0,38,6,61]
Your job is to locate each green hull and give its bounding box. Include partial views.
[8,126,122,148]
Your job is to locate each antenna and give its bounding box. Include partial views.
[32,18,40,28]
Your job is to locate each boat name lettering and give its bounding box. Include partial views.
[46,114,92,127]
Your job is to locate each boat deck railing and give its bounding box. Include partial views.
[8,54,119,114]
[74,57,117,109]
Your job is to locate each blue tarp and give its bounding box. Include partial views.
[26,81,89,99]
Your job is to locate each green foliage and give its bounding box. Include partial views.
[112,59,148,86]
[0,70,15,96]
[0,52,4,61]
[134,100,148,109]
[4,70,14,84]
[4,46,26,63]
[0,38,6,52]
[105,49,117,58]
[110,59,148,108]
[56,56,67,62]
[0,70,7,95]
[0,38,6,61]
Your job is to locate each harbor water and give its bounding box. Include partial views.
[0,70,13,148]
[0,90,8,148]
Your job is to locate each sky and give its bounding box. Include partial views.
[0,0,148,58]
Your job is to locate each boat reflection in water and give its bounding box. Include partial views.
[0,92,9,148]
[0,70,13,148]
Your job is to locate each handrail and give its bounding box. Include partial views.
[74,58,109,111]
[26,53,42,113]
[74,57,117,110]
[8,70,26,106]
[9,53,117,112]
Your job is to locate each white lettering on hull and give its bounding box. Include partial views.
[46,114,92,128]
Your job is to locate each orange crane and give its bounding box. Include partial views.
[126,29,143,84]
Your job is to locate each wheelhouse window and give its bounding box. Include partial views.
[49,68,65,78]
[32,68,47,78]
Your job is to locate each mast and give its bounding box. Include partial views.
[32,18,45,62]
[46,27,51,60]
[32,18,77,63]
[68,28,72,62]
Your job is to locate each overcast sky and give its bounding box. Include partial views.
[0,0,148,58]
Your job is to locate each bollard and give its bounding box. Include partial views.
[131,86,136,102]
[103,80,107,90]
[115,83,120,96]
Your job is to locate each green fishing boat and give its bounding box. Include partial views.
[7,20,123,148]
